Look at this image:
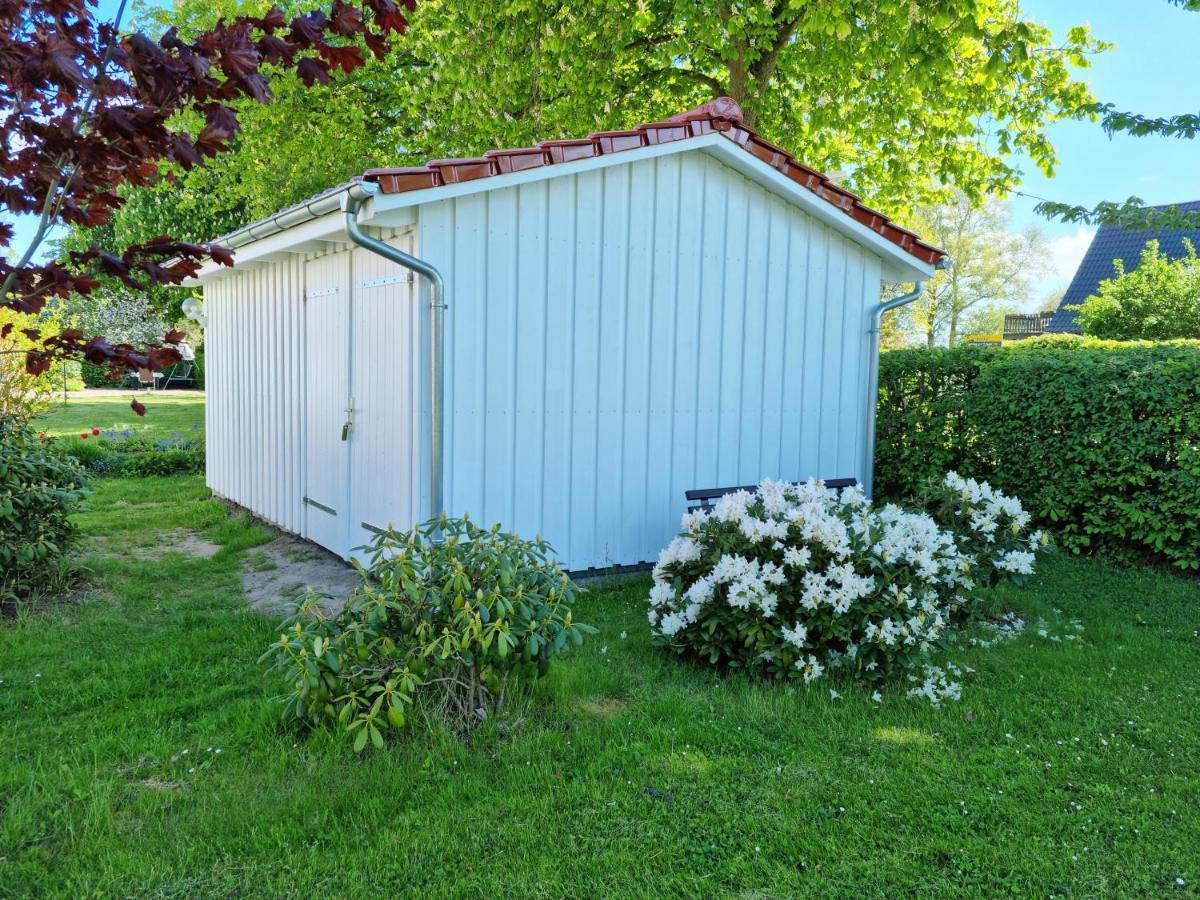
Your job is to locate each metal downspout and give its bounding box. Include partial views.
[863,280,927,500]
[342,190,446,532]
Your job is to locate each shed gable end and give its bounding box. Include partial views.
[417,149,882,571]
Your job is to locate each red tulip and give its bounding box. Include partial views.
[80,433,88,439]
[91,427,100,436]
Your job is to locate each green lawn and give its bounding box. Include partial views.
[1,474,1198,896]
[35,393,205,441]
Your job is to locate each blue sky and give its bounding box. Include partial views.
[5,0,1199,295]
[1014,1,1200,294]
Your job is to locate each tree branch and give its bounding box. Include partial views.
[749,13,803,88]
[639,65,725,96]
[2,0,133,302]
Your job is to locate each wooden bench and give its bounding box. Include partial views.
[685,478,858,513]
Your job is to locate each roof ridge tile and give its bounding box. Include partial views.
[362,98,946,267]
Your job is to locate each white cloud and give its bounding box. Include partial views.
[1045,228,1095,291]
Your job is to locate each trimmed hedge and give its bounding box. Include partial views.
[877,337,1200,570]
[193,345,205,390]
[875,346,993,500]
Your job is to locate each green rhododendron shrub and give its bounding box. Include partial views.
[647,479,1044,686]
[261,516,594,749]
[0,416,88,602]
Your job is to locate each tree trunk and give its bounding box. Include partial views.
[727,57,749,107]
[741,98,757,128]
[947,283,961,347]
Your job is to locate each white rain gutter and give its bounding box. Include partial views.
[862,260,949,499]
[341,186,446,533]
[209,179,377,251]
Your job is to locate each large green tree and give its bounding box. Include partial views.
[94,0,1102,249]
[409,0,1102,213]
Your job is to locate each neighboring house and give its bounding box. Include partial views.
[1046,200,1200,333]
[188,98,946,572]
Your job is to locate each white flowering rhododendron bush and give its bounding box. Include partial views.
[921,471,1047,588]
[647,474,1048,690]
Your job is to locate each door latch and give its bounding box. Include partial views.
[341,399,355,441]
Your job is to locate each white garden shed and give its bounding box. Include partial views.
[190,98,946,573]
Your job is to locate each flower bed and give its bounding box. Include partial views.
[55,425,204,476]
[647,475,1046,690]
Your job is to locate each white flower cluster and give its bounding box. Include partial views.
[943,471,1031,533]
[996,549,1037,575]
[906,663,964,706]
[647,474,1047,695]
[938,472,1047,576]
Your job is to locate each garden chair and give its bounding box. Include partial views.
[160,361,195,390]
[123,367,160,391]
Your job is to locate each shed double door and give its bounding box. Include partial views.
[302,241,422,559]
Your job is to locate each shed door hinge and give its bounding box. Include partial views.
[303,496,337,516]
[361,274,414,289]
[305,286,340,301]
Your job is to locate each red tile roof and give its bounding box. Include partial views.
[363,98,946,268]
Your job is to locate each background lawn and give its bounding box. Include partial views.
[35,393,205,441]
[1,473,1197,897]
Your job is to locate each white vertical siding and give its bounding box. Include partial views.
[204,148,884,571]
[418,149,885,572]
[302,250,351,553]
[204,255,309,536]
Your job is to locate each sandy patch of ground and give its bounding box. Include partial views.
[240,534,360,616]
[158,530,222,559]
[85,529,222,560]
